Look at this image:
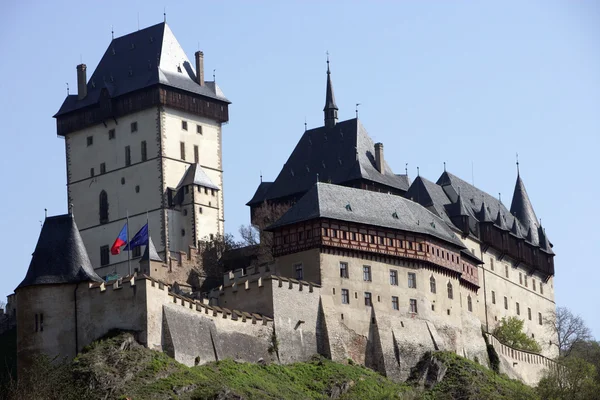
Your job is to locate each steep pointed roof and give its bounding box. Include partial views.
[55,22,229,117]
[510,218,522,238]
[141,237,163,262]
[176,163,219,190]
[323,60,338,112]
[479,201,493,223]
[406,176,453,224]
[510,174,539,243]
[495,210,508,231]
[17,214,102,289]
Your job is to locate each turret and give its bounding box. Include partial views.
[323,55,338,128]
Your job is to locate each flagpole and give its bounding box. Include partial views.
[127,210,131,276]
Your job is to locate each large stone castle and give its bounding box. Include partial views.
[2,22,559,386]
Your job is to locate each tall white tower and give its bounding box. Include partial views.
[54,23,230,279]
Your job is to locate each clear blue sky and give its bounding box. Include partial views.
[1,1,598,337]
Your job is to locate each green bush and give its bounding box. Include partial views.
[493,317,541,353]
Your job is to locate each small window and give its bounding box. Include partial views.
[39,313,43,332]
[341,289,349,304]
[540,283,544,295]
[340,262,349,278]
[181,229,185,236]
[528,307,532,321]
[491,290,496,304]
[447,282,453,299]
[121,177,125,185]
[504,296,508,310]
[100,245,109,266]
[390,270,398,286]
[519,272,523,285]
[100,163,106,174]
[430,276,436,293]
[467,295,472,312]
[199,207,203,214]
[90,168,95,177]
[108,129,115,140]
[408,272,417,289]
[194,145,199,164]
[392,296,399,310]
[197,124,203,134]
[133,246,141,258]
[505,265,509,278]
[524,276,528,288]
[211,189,215,196]
[490,258,494,271]
[135,185,140,193]
[182,120,188,130]
[363,265,372,282]
[131,121,138,132]
[180,142,186,160]
[532,280,536,291]
[87,136,93,146]
[141,141,147,161]
[538,312,543,325]
[294,263,303,280]
[125,146,131,166]
[516,302,520,315]
[364,292,372,306]
[409,299,418,314]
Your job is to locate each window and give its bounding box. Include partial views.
[528,307,532,321]
[505,265,509,278]
[90,168,95,177]
[87,136,93,146]
[211,189,215,196]
[100,163,106,174]
[125,146,131,166]
[341,289,349,304]
[197,124,203,134]
[99,190,108,224]
[182,120,188,130]
[390,270,398,285]
[538,312,543,325]
[533,280,536,291]
[540,283,544,295]
[430,276,436,293]
[340,262,349,278]
[504,296,508,310]
[392,296,399,310]
[408,272,417,289]
[524,276,528,288]
[131,121,138,132]
[364,292,372,306]
[100,245,109,266]
[39,313,43,332]
[490,258,494,271]
[180,142,186,160]
[108,129,115,140]
[447,282,453,299]
[363,265,372,282]
[516,302,520,315]
[491,291,496,304]
[467,295,472,312]
[519,272,523,285]
[194,145,199,164]
[409,299,418,314]
[133,247,141,258]
[294,263,303,280]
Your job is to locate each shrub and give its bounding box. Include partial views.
[493,317,541,353]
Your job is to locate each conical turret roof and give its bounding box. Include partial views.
[479,201,492,222]
[495,210,508,230]
[510,174,539,242]
[141,236,163,262]
[323,59,338,112]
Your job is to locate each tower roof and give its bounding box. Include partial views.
[509,174,539,243]
[17,214,102,290]
[176,163,219,190]
[478,200,493,223]
[323,59,338,112]
[141,237,163,262]
[55,22,229,118]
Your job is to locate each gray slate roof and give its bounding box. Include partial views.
[250,118,410,204]
[17,214,102,290]
[510,174,539,244]
[55,22,229,117]
[177,163,219,190]
[246,182,274,206]
[141,237,163,262]
[267,182,465,249]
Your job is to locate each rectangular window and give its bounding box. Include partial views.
[100,162,106,174]
[364,292,372,306]
[539,312,543,325]
[90,167,95,177]
[392,296,399,310]
[125,146,131,166]
[524,276,528,288]
[491,291,496,304]
[516,302,520,315]
[409,299,418,314]
[87,136,93,146]
[180,142,186,160]
[504,296,508,310]
[490,258,494,271]
[528,307,532,321]
[339,262,349,278]
[100,245,109,266]
[341,289,349,304]
[505,265,509,278]
[540,283,544,295]
[390,270,398,286]
[131,121,138,132]
[408,272,417,289]
[363,266,372,282]
[519,272,523,285]
[532,280,536,291]
[294,263,303,280]
[197,124,203,134]
[194,145,199,164]
[108,128,115,140]
[182,120,188,130]
[141,141,147,161]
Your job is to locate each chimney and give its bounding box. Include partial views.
[195,51,204,86]
[375,143,384,174]
[76,64,87,100]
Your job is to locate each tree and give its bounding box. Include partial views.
[545,307,593,358]
[570,340,600,386]
[493,317,542,353]
[536,357,600,400]
[192,233,241,291]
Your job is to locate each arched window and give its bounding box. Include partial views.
[430,276,436,294]
[99,190,109,224]
[447,282,453,299]
[467,295,472,312]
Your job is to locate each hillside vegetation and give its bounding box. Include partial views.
[0,331,538,400]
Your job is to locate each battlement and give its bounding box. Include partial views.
[210,274,321,298]
[485,332,558,369]
[223,264,274,285]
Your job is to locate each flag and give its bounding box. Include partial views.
[124,223,148,251]
[111,223,128,255]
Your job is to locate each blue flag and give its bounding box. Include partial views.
[124,223,148,251]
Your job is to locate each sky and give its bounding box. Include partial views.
[0,1,598,337]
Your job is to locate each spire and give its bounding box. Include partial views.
[323,52,338,128]
[510,173,538,238]
[479,201,492,222]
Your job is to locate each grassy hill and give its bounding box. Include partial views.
[0,331,537,400]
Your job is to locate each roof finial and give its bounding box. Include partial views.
[443,161,446,172]
[326,50,330,73]
[355,103,360,119]
[44,208,47,219]
[417,166,420,177]
[69,203,74,216]
[163,7,166,23]
[405,163,408,176]
[516,152,520,176]
[304,116,307,131]
[316,173,320,183]
[66,82,69,95]
[213,69,216,82]
[111,25,114,40]
[499,192,502,203]
[260,171,262,183]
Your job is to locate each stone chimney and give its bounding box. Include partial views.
[76,64,87,100]
[375,143,384,174]
[195,51,204,86]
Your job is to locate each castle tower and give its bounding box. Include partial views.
[53,23,230,279]
[323,56,338,128]
[15,214,103,375]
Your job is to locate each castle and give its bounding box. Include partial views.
[2,22,559,386]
